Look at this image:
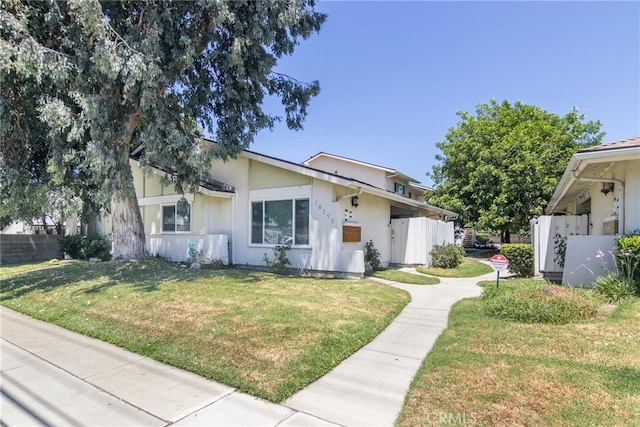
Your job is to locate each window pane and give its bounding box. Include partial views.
[176,201,190,232]
[265,200,292,244]
[162,206,175,232]
[295,199,309,245]
[251,202,264,244]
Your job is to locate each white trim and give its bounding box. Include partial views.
[248,196,311,247]
[139,193,194,207]
[249,185,312,200]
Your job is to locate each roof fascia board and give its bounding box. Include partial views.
[574,146,640,164]
[364,186,458,217]
[305,152,423,183]
[131,158,234,198]
[303,152,395,174]
[241,150,356,187]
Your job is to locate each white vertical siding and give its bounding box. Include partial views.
[390,217,455,266]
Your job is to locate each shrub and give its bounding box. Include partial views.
[263,244,291,274]
[364,240,382,271]
[475,232,490,245]
[430,244,465,269]
[553,233,568,268]
[501,244,534,277]
[482,283,600,324]
[615,234,640,293]
[59,235,111,261]
[594,273,636,303]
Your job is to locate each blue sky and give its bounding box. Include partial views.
[251,1,640,186]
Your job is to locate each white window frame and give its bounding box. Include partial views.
[249,185,311,247]
[161,200,191,233]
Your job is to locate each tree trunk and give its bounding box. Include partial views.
[501,229,511,244]
[110,194,146,261]
[110,113,146,261]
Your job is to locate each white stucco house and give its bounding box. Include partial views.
[92,143,457,277]
[533,136,640,285]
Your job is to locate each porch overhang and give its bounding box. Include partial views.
[546,142,640,214]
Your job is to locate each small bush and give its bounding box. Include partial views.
[595,273,636,303]
[430,244,465,269]
[482,283,600,324]
[615,234,640,293]
[364,240,382,271]
[203,259,226,270]
[475,232,491,245]
[553,233,568,268]
[59,235,111,261]
[263,244,291,274]
[501,244,534,277]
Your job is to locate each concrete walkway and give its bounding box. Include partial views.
[1,270,498,426]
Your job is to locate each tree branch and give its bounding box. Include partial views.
[269,71,315,87]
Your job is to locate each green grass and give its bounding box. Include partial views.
[417,258,494,278]
[397,280,640,427]
[0,259,73,277]
[0,259,409,402]
[479,278,602,324]
[366,268,440,285]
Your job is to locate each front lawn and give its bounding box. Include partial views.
[397,279,640,426]
[0,260,409,402]
[366,268,440,285]
[417,258,494,278]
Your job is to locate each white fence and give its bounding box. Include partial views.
[390,217,454,266]
[531,215,589,278]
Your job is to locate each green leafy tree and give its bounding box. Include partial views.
[427,99,603,242]
[1,0,325,259]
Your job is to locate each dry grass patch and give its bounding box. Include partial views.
[397,294,640,426]
[0,259,409,402]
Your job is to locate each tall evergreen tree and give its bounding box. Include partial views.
[1,0,325,258]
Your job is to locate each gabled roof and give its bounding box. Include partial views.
[546,136,640,213]
[242,149,457,219]
[130,140,457,219]
[303,152,421,183]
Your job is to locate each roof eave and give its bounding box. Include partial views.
[546,146,640,213]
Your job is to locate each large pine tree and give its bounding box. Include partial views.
[1,0,325,259]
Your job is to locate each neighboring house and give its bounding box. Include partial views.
[1,217,78,235]
[92,144,457,277]
[532,136,640,285]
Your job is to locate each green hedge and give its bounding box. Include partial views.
[430,244,465,269]
[500,244,534,277]
[59,235,111,261]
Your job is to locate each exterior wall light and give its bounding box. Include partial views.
[601,182,614,196]
[351,195,359,208]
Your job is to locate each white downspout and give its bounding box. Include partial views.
[231,193,236,266]
[570,170,625,235]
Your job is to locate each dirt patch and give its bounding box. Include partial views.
[599,303,618,316]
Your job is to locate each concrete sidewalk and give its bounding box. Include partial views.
[284,273,487,426]
[1,271,494,426]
